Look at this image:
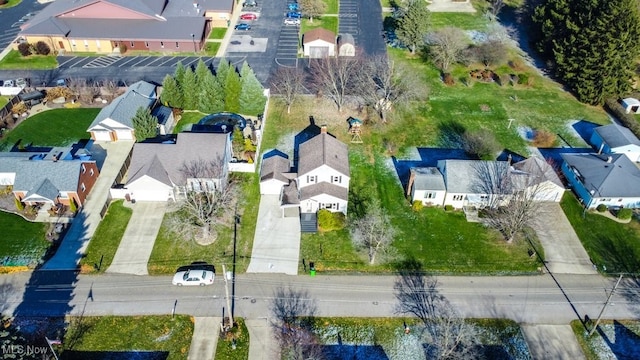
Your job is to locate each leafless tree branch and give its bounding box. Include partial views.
[270,67,305,114]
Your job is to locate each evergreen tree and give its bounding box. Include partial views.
[174,62,186,87]
[224,67,241,113]
[194,59,213,112]
[395,0,431,54]
[215,58,231,103]
[182,68,198,110]
[161,74,183,109]
[239,61,266,115]
[199,69,224,113]
[132,107,158,141]
[533,0,640,104]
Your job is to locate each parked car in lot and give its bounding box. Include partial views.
[243,0,258,7]
[3,80,14,87]
[284,18,300,25]
[15,78,27,87]
[235,23,252,30]
[176,261,216,273]
[286,11,302,18]
[240,13,258,20]
[288,3,298,11]
[172,265,215,286]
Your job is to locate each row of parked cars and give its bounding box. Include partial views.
[0,78,27,88]
[284,1,301,26]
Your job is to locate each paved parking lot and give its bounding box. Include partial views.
[57,55,217,69]
[339,0,386,56]
[0,1,45,52]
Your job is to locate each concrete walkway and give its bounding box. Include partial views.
[531,203,598,275]
[247,195,300,275]
[42,141,134,270]
[246,318,279,360]
[522,325,586,360]
[188,317,222,360]
[106,201,167,275]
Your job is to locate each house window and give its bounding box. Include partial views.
[130,41,135,47]
[90,168,94,176]
[618,198,623,202]
[96,40,101,49]
[452,195,463,201]
[81,164,86,173]
[331,175,341,184]
[71,39,77,48]
[81,183,86,192]
[83,40,88,49]
[145,41,149,48]
[307,175,316,184]
[160,41,164,48]
[424,192,436,199]
[176,42,179,48]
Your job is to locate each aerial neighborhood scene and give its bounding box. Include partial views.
[1,0,640,358]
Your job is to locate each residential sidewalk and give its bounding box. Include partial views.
[522,324,586,360]
[246,318,279,360]
[188,317,222,360]
[42,141,134,270]
[106,201,167,275]
[216,1,246,57]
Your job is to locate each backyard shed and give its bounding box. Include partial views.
[303,28,335,58]
[337,33,355,56]
[19,90,45,106]
[621,98,640,114]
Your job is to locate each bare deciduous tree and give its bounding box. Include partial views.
[270,67,305,114]
[68,78,100,103]
[310,56,360,112]
[173,158,238,241]
[103,80,120,102]
[356,55,428,122]
[298,0,326,22]
[425,27,468,71]
[394,259,474,359]
[351,199,395,264]
[270,287,324,360]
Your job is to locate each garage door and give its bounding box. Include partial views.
[309,46,328,58]
[115,129,134,140]
[92,130,111,141]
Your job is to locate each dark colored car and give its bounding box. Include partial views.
[176,261,216,274]
[235,23,252,30]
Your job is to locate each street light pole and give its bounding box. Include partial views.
[231,204,239,320]
[191,33,197,52]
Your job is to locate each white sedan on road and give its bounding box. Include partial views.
[172,269,215,286]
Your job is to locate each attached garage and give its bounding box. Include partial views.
[126,176,174,202]
[91,130,112,141]
[114,128,134,141]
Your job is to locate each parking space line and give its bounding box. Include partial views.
[145,56,166,66]
[130,57,150,67]
[57,56,79,67]
[118,56,139,67]
[157,57,176,66]
[182,57,199,67]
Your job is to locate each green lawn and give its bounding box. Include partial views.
[561,193,640,274]
[0,211,48,266]
[80,200,132,273]
[324,0,339,14]
[173,110,208,133]
[60,315,193,360]
[0,96,9,108]
[571,319,640,360]
[430,12,489,30]
[209,28,227,39]
[148,173,259,274]
[0,50,57,69]
[0,108,100,151]
[214,318,250,360]
[0,0,23,9]
[205,42,221,56]
[301,16,338,35]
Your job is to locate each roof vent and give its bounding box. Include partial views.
[607,156,612,163]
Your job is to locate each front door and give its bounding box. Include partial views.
[58,41,64,49]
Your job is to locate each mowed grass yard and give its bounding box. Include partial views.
[0,211,48,266]
[561,193,640,274]
[0,108,100,151]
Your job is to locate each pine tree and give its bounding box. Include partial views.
[395,0,431,54]
[161,74,183,109]
[182,68,198,110]
[132,107,158,141]
[194,59,213,112]
[239,61,266,115]
[174,62,186,88]
[215,58,231,103]
[224,67,241,113]
[199,69,224,113]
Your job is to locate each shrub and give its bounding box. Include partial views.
[444,205,454,211]
[317,209,346,231]
[517,73,529,85]
[34,41,51,55]
[14,197,24,211]
[10,102,27,115]
[0,0,8,5]
[596,204,607,213]
[508,59,526,71]
[69,198,77,213]
[463,129,500,160]
[45,86,74,101]
[617,208,633,220]
[532,129,557,147]
[17,42,32,57]
[443,73,455,85]
[412,201,424,211]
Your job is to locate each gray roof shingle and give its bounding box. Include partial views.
[298,133,349,177]
[594,124,640,148]
[126,132,229,186]
[411,167,445,191]
[88,81,156,131]
[511,156,564,188]
[561,153,640,197]
[438,160,510,194]
[260,154,291,183]
[11,161,89,196]
[300,182,348,201]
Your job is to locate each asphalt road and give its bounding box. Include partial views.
[3,271,639,326]
[0,0,46,52]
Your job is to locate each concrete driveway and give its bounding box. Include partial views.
[106,201,167,275]
[531,202,598,274]
[247,195,300,275]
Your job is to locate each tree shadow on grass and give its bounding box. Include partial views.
[596,320,640,360]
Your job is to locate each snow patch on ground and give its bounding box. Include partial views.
[586,322,640,360]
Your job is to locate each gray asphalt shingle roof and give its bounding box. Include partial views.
[260,154,291,183]
[561,153,640,197]
[300,182,348,201]
[298,133,349,177]
[11,161,89,197]
[438,160,510,194]
[126,132,229,186]
[88,81,156,131]
[512,156,564,188]
[411,167,445,191]
[594,124,640,148]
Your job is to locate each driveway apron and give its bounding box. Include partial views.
[531,202,598,274]
[107,201,167,275]
[188,317,221,360]
[522,325,586,360]
[42,141,134,270]
[247,195,300,275]
[246,318,280,360]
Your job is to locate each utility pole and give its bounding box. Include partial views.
[232,205,239,319]
[589,274,623,336]
[222,264,233,328]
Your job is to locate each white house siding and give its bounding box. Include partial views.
[529,182,565,202]
[412,189,446,206]
[301,193,347,214]
[114,128,134,141]
[92,130,111,141]
[126,176,173,202]
[591,196,640,209]
[612,145,640,162]
[298,165,349,190]
[0,172,16,186]
[304,40,335,57]
[260,179,287,195]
